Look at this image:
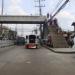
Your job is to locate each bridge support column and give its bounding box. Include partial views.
[42,22,49,39]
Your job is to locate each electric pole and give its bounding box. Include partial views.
[0,0,4,38]
[15,24,17,33]
[21,24,24,37]
[1,0,4,15]
[35,0,45,15]
[35,0,45,39]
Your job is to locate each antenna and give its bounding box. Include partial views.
[35,0,45,15]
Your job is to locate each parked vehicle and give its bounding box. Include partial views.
[16,37,25,45]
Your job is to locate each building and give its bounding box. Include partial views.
[0,25,17,40]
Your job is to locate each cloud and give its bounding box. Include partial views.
[55,11,75,31]
[7,6,27,15]
[10,0,22,8]
[11,0,21,4]
[6,0,28,15]
[56,11,75,20]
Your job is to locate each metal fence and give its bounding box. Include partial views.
[0,40,14,48]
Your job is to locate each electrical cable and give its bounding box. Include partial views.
[51,0,69,20]
[51,0,64,16]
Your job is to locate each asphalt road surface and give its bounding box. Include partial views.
[0,46,75,75]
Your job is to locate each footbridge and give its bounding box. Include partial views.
[0,15,46,24]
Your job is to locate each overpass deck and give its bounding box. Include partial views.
[0,15,46,24]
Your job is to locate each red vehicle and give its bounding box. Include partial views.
[25,35,39,49]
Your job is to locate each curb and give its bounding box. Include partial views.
[0,44,14,49]
[43,45,75,54]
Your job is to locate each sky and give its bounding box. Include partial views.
[0,0,75,36]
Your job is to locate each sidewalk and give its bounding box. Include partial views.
[44,45,75,53]
[51,48,75,53]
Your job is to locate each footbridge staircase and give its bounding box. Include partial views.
[48,25,69,48]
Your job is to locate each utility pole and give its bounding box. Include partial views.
[1,0,4,15]
[35,0,45,16]
[0,0,4,38]
[35,0,45,39]
[15,24,17,33]
[21,24,24,37]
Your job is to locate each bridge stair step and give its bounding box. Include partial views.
[48,26,69,48]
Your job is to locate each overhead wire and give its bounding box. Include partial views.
[51,0,64,16]
[50,0,69,20]
[52,0,69,18]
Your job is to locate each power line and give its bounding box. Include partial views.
[50,0,69,20]
[51,0,64,15]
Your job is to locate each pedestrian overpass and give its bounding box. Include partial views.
[0,15,46,24]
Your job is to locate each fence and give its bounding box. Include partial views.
[0,40,14,48]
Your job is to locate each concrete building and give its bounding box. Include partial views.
[0,25,17,40]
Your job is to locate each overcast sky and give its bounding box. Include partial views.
[0,0,75,36]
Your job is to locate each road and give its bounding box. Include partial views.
[0,46,75,75]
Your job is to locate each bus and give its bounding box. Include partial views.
[25,34,39,49]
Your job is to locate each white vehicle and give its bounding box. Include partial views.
[25,35,39,49]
